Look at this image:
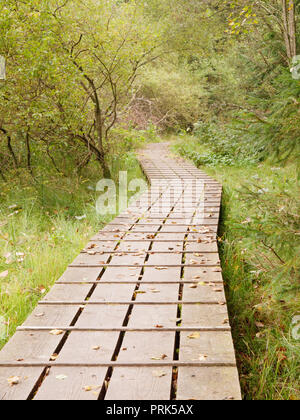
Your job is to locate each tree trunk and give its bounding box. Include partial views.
[94,102,111,178]
[282,0,297,59]
[0,128,18,168]
[26,131,33,176]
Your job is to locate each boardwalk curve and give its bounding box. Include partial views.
[0,143,241,400]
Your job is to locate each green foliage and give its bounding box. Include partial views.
[0,0,162,176]
[0,0,299,400]
[174,125,261,167]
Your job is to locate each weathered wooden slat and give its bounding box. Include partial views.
[0,142,241,400]
[105,240,182,400]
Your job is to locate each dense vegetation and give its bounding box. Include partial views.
[0,0,299,400]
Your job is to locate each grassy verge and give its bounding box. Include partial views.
[173,135,300,400]
[0,152,146,349]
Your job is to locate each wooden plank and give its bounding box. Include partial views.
[0,142,241,400]
[34,224,163,399]
[105,239,183,400]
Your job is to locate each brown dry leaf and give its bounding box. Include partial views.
[155,266,167,270]
[83,386,92,392]
[155,324,163,328]
[198,354,208,361]
[277,352,287,363]
[7,376,20,386]
[255,322,265,328]
[50,353,58,361]
[213,288,222,292]
[188,284,198,289]
[212,267,222,272]
[189,259,198,265]
[193,275,201,279]
[50,329,64,336]
[151,354,168,360]
[222,319,229,325]
[152,370,167,378]
[38,285,46,294]
[187,332,200,339]
[92,346,100,351]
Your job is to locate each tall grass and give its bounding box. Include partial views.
[173,134,300,400]
[0,152,146,349]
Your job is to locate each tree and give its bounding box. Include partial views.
[0,0,162,177]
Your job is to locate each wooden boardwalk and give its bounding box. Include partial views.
[0,143,241,400]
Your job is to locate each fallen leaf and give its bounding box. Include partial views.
[151,354,168,360]
[92,346,100,351]
[50,329,64,336]
[7,376,20,386]
[75,214,86,220]
[188,332,200,339]
[198,354,208,361]
[152,370,167,378]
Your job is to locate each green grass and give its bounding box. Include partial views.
[173,135,300,400]
[0,152,146,349]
